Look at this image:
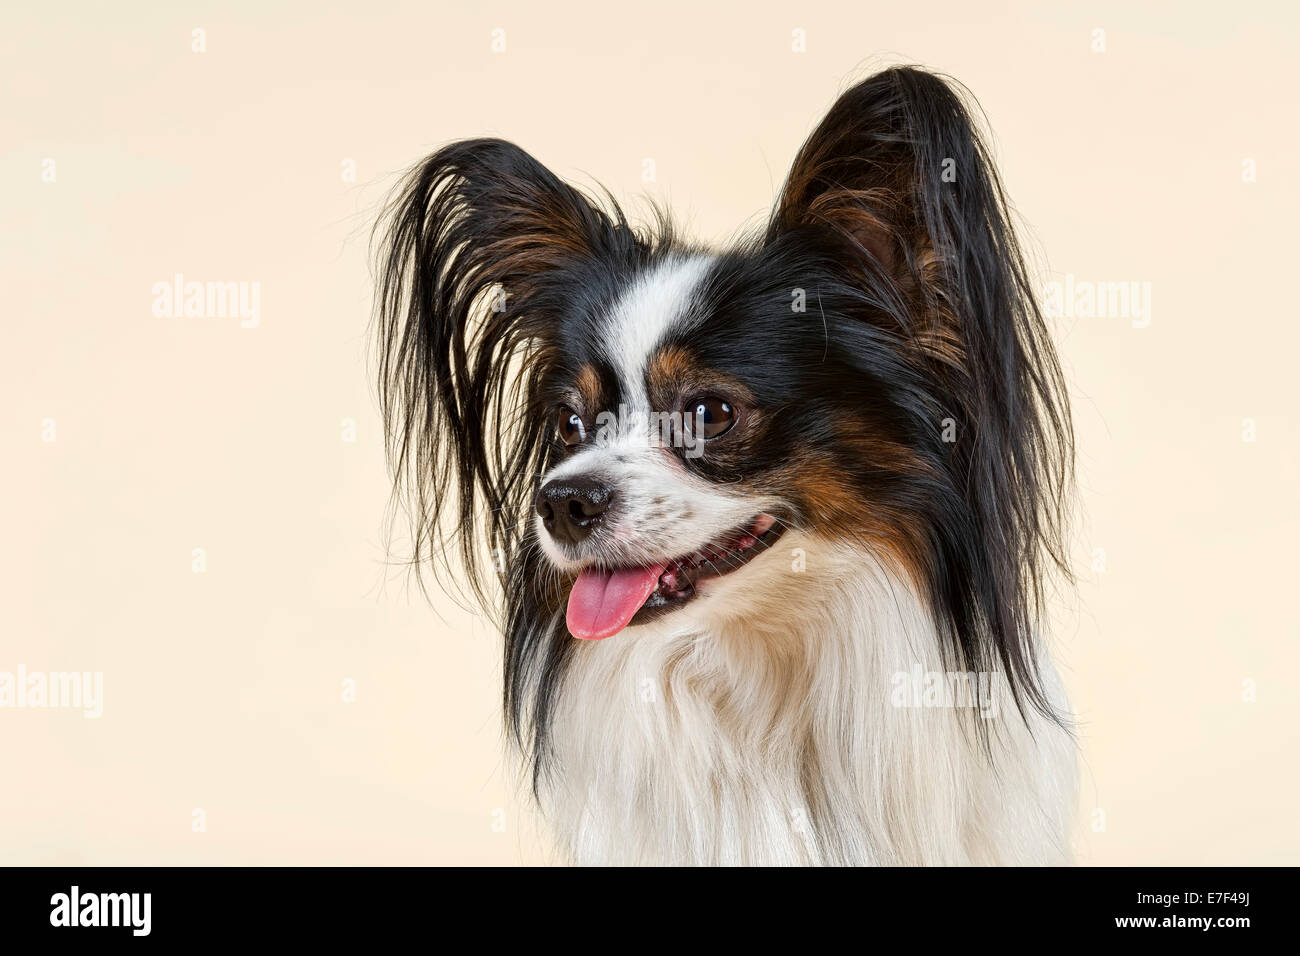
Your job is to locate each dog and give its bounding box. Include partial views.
[374,66,1076,865]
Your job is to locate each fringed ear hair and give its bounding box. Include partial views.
[769,67,1074,726]
[372,138,629,605]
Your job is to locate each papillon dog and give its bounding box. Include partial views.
[374,66,1076,865]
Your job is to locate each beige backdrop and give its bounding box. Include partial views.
[3,1,1296,865]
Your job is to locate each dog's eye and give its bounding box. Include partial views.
[557,406,586,447]
[684,396,737,440]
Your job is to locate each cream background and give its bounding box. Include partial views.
[2,1,1296,865]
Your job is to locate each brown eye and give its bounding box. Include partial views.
[557,406,585,447]
[684,396,737,440]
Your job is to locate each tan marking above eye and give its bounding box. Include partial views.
[647,345,697,391]
[646,345,756,412]
[574,363,602,409]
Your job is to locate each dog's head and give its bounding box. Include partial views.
[374,66,1072,747]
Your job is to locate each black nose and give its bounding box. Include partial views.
[535,477,614,547]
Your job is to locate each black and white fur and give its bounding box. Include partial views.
[374,66,1077,865]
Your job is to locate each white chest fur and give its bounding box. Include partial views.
[538,538,1075,865]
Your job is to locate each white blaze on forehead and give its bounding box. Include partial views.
[605,254,714,405]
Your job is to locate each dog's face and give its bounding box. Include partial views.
[534,255,783,639]
[374,67,1073,744]
[531,246,927,640]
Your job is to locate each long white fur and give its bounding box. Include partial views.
[531,259,1077,866]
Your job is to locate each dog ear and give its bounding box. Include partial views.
[378,137,614,318]
[373,139,621,603]
[769,67,1005,297]
[771,68,1074,726]
[768,81,911,276]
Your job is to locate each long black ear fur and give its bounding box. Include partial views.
[373,139,629,604]
[770,67,1074,727]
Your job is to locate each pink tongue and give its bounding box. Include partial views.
[566,563,668,641]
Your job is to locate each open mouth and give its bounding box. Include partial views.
[564,514,784,641]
